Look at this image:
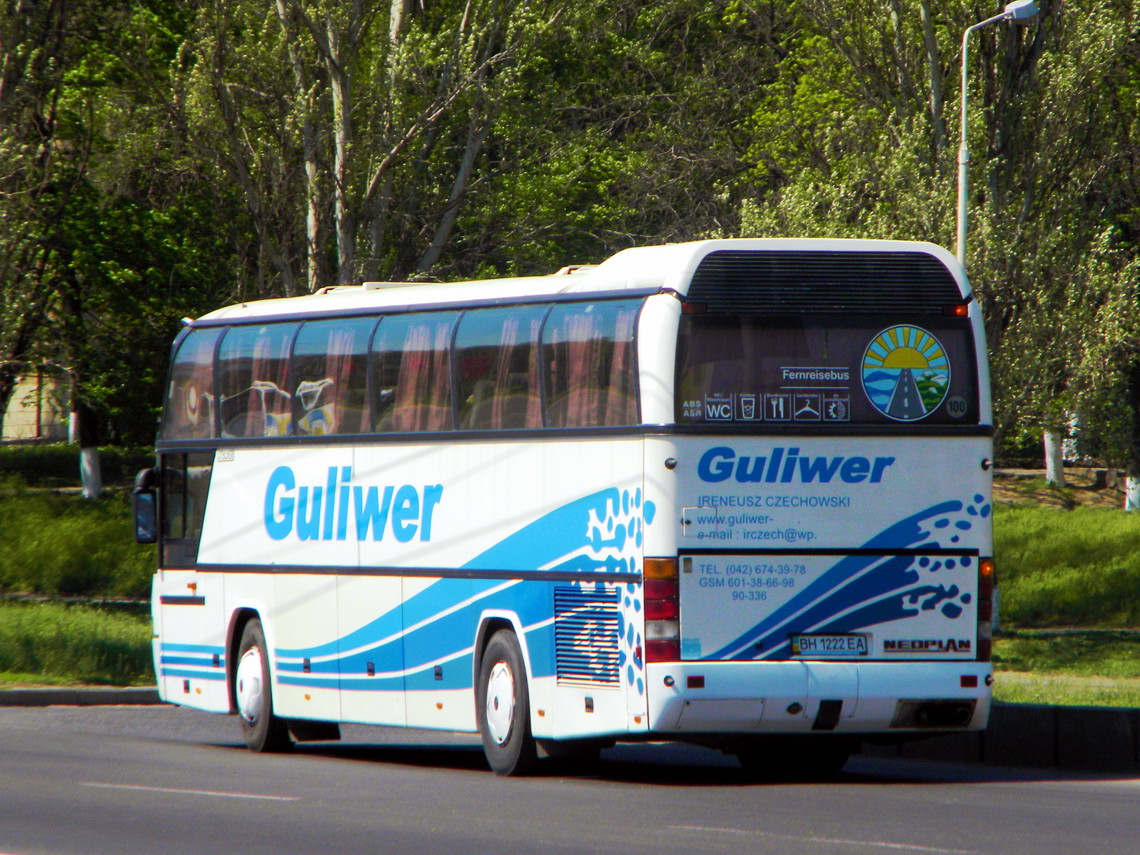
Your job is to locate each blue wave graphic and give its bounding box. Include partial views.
[706,498,981,660]
[273,487,653,693]
[863,369,900,385]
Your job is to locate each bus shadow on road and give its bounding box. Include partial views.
[271,738,1140,788]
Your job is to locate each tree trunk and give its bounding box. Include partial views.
[1126,461,1140,512]
[70,391,102,500]
[1043,428,1064,486]
[918,0,946,153]
[417,115,488,273]
[274,0,324,293]
[207,15,300,297]
[327,22,355,285]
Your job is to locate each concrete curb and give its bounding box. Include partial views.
[0,687,162,707]
[1,689,1136,773]
[862,702,1140,773]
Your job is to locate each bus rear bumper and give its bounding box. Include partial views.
[644,660,992,735]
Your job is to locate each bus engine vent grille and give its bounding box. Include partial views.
[554,586,621,686]
[688,250,963,314]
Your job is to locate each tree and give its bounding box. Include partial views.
[450,0,789,277]
[737,0,1140,465]
[178,0,538,295]
[0,0,79,427]
[2,0,245,469]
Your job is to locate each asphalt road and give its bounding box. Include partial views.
[0,705,1137,855]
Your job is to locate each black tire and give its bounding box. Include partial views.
[234,618,292,753]
[477,630,539,776]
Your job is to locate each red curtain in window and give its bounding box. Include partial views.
[490,315,541,429]
[425,321,453,431]
[325,327,357,433]
[246,331,291,437]
[561,312,603,428]
[394,318,453,432]
[394,324,428,431]
[604,305,637,425]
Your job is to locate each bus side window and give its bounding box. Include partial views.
[543,300,640,428]
[454,306,545,431]
[371,312,457,433]
[293,317,374,436]
[161,328,221,441]
[217,324,297,438]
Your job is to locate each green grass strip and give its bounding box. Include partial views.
[0,601,153,686]
[993,672,1140,708]
[0,483,154,599]
[992,631,1140,708]
[994,504,1140,627]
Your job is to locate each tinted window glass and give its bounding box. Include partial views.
[218,324,297,438]
[676,315,979,426]
[293,317,375,435]
[543,300,640,428]
[371,312,457,432]
[454,306,545,430]
[162,329,221,441]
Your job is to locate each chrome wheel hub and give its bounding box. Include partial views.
[235,646,264,723]
[485,661,516,745]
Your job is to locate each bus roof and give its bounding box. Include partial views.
[192,238,966,325]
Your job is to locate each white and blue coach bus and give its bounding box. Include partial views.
[134,238,994,776]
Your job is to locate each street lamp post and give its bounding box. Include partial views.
[956,0,1041,267]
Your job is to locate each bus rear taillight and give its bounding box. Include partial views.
[644,558,680,662]
[977,558,995,662]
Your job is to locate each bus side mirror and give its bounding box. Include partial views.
[133,467,158,544]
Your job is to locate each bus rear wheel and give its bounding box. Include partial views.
[235,618,291,753]
[477,630,538,776]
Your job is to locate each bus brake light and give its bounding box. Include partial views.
[977,558,995,662]
[644,558,680,662]
[944,302,970,317]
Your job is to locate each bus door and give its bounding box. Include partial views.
[153,451,230,712]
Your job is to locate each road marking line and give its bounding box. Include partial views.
[805,839,975,854]
[81,782,299,802]
[668,826,975,854]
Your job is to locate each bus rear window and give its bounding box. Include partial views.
[676,314,979,426]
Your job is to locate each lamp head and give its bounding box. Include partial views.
[1004,0,1040,22]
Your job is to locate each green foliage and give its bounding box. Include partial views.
[0,444,152,488]
[47,180,238,446]
[0,602,152,686]
[995,504,1140,627]
[1,0,247,446]
[0,482,153,599]
[453,0,781,275]
[3,0,1140,462]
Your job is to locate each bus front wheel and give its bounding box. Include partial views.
[235,618,291,753]
[477,630,538,776]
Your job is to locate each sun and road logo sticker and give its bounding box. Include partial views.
[862,325,950,421]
